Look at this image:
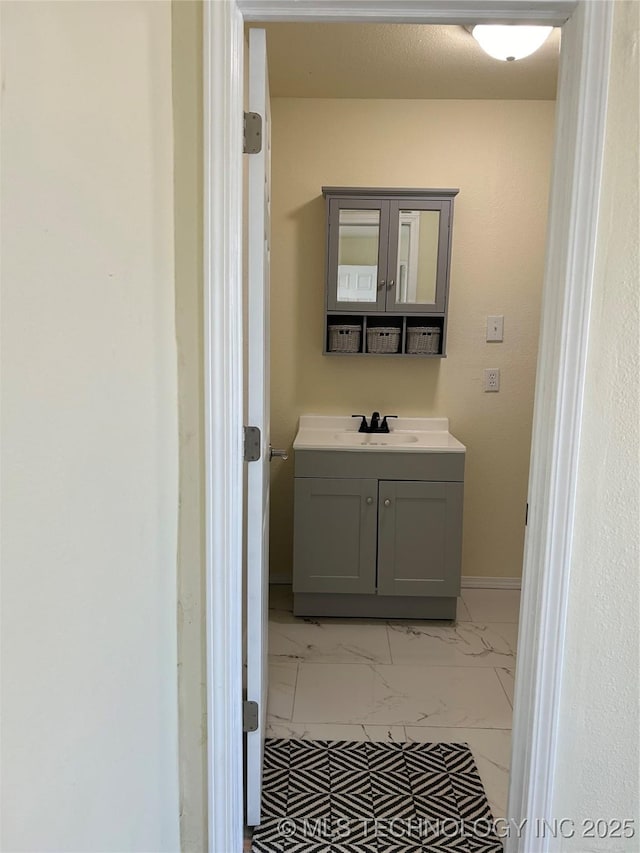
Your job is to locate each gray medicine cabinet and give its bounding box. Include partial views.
[323,187,459,357]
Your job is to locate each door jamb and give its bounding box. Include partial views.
[202,2,613,851]
[203,2,245,851]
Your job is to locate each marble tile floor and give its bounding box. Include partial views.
[266,584,520,820]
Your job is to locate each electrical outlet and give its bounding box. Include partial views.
[484,368,500,392]
[486,315,504,342]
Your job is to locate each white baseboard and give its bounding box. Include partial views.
[270,574,522,590]
[462,576,522,590]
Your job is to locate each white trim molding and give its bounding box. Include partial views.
[203,2,245,852]
[462,576,522,590]
[507,3,613,852]
[272,575,522,589]
[238,0,576,24]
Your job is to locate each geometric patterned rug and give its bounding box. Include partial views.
[252,739,503,852]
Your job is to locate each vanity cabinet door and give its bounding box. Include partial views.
[293,477,378,594]
[377,481,463,597]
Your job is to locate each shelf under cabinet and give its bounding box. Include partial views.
[324,350,447,358]
[325,313,447,357]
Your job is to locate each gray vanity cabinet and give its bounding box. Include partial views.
[292,449,464,619]
[377,481,463,598]
[293,477,378,595]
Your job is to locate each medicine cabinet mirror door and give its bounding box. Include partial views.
[386,200,451,313]
[326,198,390,312]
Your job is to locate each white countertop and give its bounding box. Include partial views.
[293,415,466,453]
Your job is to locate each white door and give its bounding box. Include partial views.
[246,27,272,828]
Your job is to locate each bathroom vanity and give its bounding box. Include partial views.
[292,416,465,619]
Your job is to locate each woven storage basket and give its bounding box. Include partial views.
[367,326,401,354]
[406,326,441,354]
[328,324,361,353]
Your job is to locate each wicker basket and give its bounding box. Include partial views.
[406,326,441,355]
[366,326,401,354]
[328,324,361,353]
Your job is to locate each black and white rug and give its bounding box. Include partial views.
[252,739,503,852]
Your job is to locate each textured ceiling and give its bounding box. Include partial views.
[257,23,560,100]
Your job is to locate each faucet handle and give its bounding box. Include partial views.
[351,414,369,433]
[380,415,397,433]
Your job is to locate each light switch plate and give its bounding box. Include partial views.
[487,315,504,342]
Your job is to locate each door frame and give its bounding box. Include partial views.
[203,2,613,852]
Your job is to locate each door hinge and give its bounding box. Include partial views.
[243,700,259,732]
[244,426,261,462]
[243,112,262,154]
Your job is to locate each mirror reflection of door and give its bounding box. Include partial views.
[396,209,440,305]
[337,209,380,303]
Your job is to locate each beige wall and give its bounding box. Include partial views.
[171,2,207,851]
[0,2,180,849]
[269,98,555,581]
[551,1,640,845]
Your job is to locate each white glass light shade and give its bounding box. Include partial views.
[471,25,553,62]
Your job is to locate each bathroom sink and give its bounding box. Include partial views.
[334,432,420,446]
[293,415,465,453]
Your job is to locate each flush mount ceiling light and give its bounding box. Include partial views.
[468,25,553,62]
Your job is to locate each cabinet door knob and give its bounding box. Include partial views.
[388,279,395,289]
[378,279,386,290]
[366,496,374,505]
[384,498,391,507]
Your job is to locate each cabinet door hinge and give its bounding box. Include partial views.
[243,700,259,732]
[244,426,261,462]
[243,112,262,154]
